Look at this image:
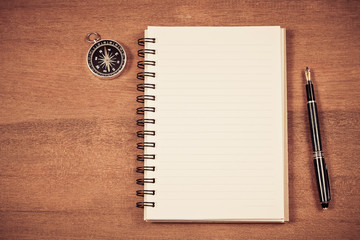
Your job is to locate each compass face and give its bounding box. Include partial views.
[87,39,126,78]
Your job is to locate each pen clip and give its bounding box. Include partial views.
[324,163,331,201]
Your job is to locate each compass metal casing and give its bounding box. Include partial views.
[86,39,127,79]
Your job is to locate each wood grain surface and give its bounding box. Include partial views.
[0,0,359,239]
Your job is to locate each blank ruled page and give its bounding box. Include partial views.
[142,27,287,222]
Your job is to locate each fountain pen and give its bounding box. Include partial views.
[305,67,331,209]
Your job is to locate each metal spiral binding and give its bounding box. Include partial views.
[137,130,155,138]
[136,190,155,196]
[138,38,155,46]
[137,154,155,162]
[137,119,155,126]
[138,49,156,57]
[136,38,156,208]
[136,95,155,103]
[137,60,155,69]
[136,166,156,173]
[137,83,155,92]
[136,107,155,115]
[137,72,155,81]
[136,202,155,208]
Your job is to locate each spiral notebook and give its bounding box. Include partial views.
[136,26,288,223]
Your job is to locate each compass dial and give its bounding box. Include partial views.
[87,39,126,79]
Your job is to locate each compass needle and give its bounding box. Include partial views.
[104,47,110,71]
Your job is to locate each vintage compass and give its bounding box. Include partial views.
[86,32,126,79]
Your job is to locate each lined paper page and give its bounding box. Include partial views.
[143,27,286,221]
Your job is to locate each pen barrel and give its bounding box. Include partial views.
[306,82,315,101]
[314,157,331,203]
[307,101,322,152]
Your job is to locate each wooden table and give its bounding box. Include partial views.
[1,0,359,239]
